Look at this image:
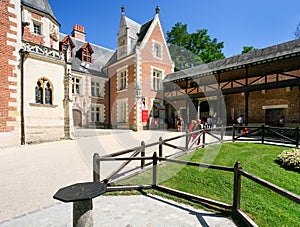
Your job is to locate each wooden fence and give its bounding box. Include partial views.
[93,125,300,226]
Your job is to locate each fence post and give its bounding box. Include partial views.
[202,129,206,148]
[185,130,189,151]
[296,127,299,148]
[221,125,224,142]
[152,152,158,186]
[232,124,235,142]
[159,137,163,160]
[141,141,145,169]
[233,162,242,214]
[93,153,100,182]
[261,124,265,144]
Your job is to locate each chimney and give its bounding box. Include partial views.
[71,24,86,41]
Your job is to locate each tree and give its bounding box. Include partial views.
[166,22,225,71]
[241,46,257,54]
[294,22,300,39]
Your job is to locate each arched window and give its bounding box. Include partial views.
[45,82,52,105]
[35,78,53,105]
[35,81,43,104]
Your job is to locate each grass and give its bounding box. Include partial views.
[118,142,300,226]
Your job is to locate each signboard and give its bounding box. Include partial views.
[142,110,149,123]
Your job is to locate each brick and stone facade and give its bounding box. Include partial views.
[0,0,21,146]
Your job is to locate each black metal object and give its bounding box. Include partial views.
[53,182,106,202]
[53,182,107,227]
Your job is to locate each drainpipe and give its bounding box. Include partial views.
[19,49,28,145]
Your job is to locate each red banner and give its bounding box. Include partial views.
[142,110,148,123]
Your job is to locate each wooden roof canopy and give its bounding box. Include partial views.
[164,38,300,100]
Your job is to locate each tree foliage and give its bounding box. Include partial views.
[166,22,225,71]
[241,46,258,54]
[294,22,300,39]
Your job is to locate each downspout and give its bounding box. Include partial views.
[19,49,28,145]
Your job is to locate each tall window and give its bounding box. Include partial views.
[82,49,92,63]
[91,81,104,97]
[35,78,53,105]
[33,23,41,35]
[152,69,163,91]
[118,38,126,57]
[91,104,104,123]
[153,42,162,58]
[72,77,81,95]
[118,70,127,91]
[117,99,128,123]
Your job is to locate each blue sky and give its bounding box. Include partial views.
[50,0,300,57]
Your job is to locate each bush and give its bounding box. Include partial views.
[276,148,300,170]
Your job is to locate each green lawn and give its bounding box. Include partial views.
[119,142,300,226]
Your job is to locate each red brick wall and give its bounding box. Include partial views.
[0,0,18,132]
[224,87,300,124]
[22,12,44,45]
[106,18,173,130]
[108,57,136,128]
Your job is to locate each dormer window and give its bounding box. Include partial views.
[60,36,75,59]
[118,38,127,58]
[82,49,92,63]
[81,43,94,63]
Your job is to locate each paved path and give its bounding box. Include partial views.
[0,129,235,226]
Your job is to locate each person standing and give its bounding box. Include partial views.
[207,116,213,128]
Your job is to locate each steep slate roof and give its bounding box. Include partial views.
[164,38,300,82]
[21,0,58,23]
[59,33,114,78]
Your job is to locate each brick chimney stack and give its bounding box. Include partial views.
[71,24,86,41]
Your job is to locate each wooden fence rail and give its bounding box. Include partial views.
[92,125,300,226]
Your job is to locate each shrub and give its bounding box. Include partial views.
[276,148,300,170]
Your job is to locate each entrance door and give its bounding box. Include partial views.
[265,109,283,126]
[73,109,82,127]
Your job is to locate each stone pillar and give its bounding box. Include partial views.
[73,199,93,227]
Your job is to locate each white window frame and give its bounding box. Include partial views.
[32,20,42,35]
[71,77,81,95]
[90,104,104,123]
[91,80,104,98]
[117,67,128,91]
[151,68,163,91]
[117,98,128,123]
[153,41,162,59]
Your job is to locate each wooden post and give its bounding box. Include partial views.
[185,129,189,151]
[141,141,145,169]
[221,125,224,142]
[159,137,163,160]
[152,152,158,186]
[261,124,265,144]
[296,127,299,148]
[202,129,206,148]
[233,162,242,214]
[232,124,235,142]
[93,153,100,182]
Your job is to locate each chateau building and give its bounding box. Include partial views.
[0,0,173,146]
[1,0,300,147]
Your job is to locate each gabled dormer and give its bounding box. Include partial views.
[60,35,75,61]
[80,43,94,63]
[117,6,141,60]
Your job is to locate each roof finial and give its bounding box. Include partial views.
[155,6,160,14]
[121,5,125,15]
